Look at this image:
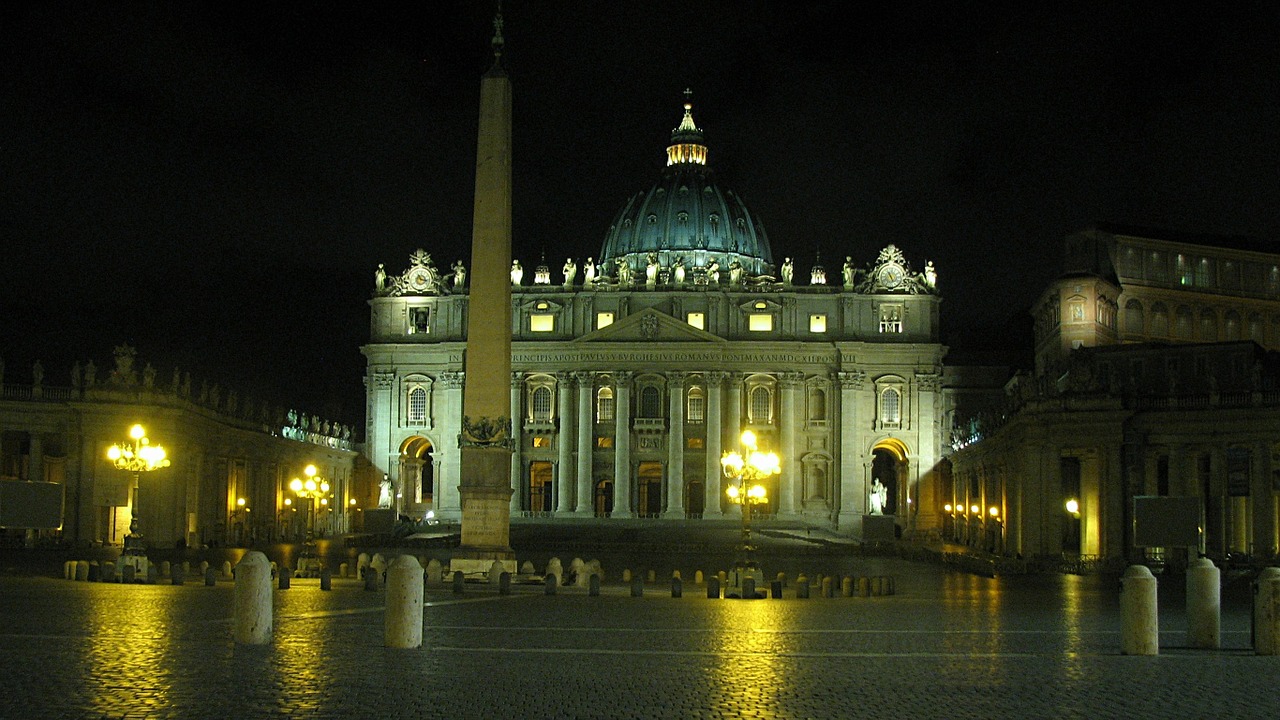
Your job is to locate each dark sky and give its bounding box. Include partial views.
[3,1,1278,428]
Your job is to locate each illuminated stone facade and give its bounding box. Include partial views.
[950,226,1280,566]
[363,102,951,537]
[0,346,360,548]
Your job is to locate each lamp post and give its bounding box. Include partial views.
[289,464,331,538]
[107,423,170,547]
[230,497,250,546]
[720,430,779,591]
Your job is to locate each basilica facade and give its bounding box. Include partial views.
[363,101,951,537]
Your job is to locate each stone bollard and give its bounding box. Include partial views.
[200,560,209,577]
[520,560,536,576]
[575,567,592,588]
[1186,558,1220,649]
[695,570,704,586]
[122,564,136,583]
[63,561,75,580]
[742,577,756,599]
[631,575,644,597]
[544,574,557,595]
[499,572,512,595]
[569,558,585,584]
[363,566,380,591]
[717,570,728,586]
[159,561,171,578]
[146,564,158,584]
[672,577,683,598]
[487,561,505,586]
[74,560,89,581]
[222,560,233,579]
[426,559,443,585]
[320,567,332,591]
[338,562,348,579]
[1120,565,1159,655]
[183,561,191,576]
[1254,567,1280,655]
[88,562,101,582]
[776,572,787,587]
[796,575,810,599]
[647,570,656,584]
[385,555,424,649]
[371,554,387,583]
[841,576,853,597]
[205,566,217,586]
[821,576,833,598]
[771,580,783,599]
[622,568,632,583]
[858,576,870,597]
[707,576,721,599]
[171,564,185,585]
[589,573,601,597]
[872,576,884,596]
[547,557,563,583]
[278,566,292,590]
[357,553,370,579]
[672,569,682,581]
[452,570,465,594]
[101,561,116,583]
[234,551,273,645]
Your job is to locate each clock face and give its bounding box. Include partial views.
[408,268,429,290]
[879,263,904,288]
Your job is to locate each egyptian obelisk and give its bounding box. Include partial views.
[452,9,517,575]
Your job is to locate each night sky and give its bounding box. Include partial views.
[3,2,1278,429]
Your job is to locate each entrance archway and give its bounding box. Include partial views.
[529,461,553,512]
[870,438,909,517]
[637,461,663,516]
[594,478,613,516]
[399,436,435,506]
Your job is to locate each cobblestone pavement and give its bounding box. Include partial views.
[0,558,1274,719]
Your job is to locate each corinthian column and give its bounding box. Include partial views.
[575,372,595,514]
[663,372,686,518]
[556,372,575,514]
[612,371,633,518]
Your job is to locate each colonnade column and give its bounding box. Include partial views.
[612,371,633,518]
[509,372,523,514]
[555,373,575,514]
[663,372,686,518]
[703,372,725,518]
[836,370,866,535]
[779,372,802,517]
[574,372,595,514]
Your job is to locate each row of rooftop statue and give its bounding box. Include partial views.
[374,247,937,297]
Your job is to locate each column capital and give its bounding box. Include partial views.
[572,370,595,388]
[511,371,524,388]
[838,370,867,389]
[915,372,941,392]
[555,371,574,385]
[727,372,745,384]
[780,371,804,388]
[613,370,634,385]
[439,370,465,389]
[666,371,687,388]
[372,370,396,389]
[704,371,728,386]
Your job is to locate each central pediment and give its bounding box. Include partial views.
[574,307,726,344]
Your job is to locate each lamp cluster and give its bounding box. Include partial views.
[106,424,170,474]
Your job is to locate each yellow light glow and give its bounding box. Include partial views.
[320,481,330,493]
[726,485,740,500]
[320,498,328,506]
[305,478,317,493]
[970,505,980,515]
[741,430,757,448]
[284,498,292,506]
[1065,498,1080,515]
[237,497,246,507]
[748,313,773,332]
[944,503,953,513]
[107,446,122,461]
[289,478,302,493]
[747,484,767,500]
[130,424,145,440]
[988,506,999,518]
[349,499,356,506]
[304,464,317,478]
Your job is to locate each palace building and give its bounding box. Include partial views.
[363,99,952,538]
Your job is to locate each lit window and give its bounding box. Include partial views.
[754,301,767,309]
[596,436,614,448]
[687,387,705,422]
[532,386,552,421]
[407,387,428,424]
[687,312,705,329]
[596,312,614,329]
[879,304,902,333]
[809,314,827,333]
[596,387,614,422]
[749,386,772,424]
[409,307,430,334]
[532,436,551,448]
[749,314,773,332]
[530,314,555,332]
[687,437,704,449]
[881,388,901,424]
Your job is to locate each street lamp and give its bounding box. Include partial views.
[289,464,331,538]
[720,430,779,592]
[107,423,170,551]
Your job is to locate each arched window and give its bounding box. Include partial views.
[596,387,615,422]
[1199,309,1218,342]
[880,388,901,425]
[808,388,826,421]
[1174,306,1193,340]
[749,386,772,424]
[1150,303,1169,337]
[686,386,705,422]
[407,387,428,425]
[532,386,552,421]
[639,386,661,418]
[1225,311,1242,341]
[1124,300,1144,335]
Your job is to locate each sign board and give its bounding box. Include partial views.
[0,481,64,529]
[1132,495,1200,548]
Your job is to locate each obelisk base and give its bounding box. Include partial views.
[452,446,516,577]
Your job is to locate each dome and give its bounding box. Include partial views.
[598,98,774,277]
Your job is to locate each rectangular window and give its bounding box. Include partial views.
[687,394,705,422]
[530,314,555,332]
[596,436,614,448]
[409,307,430,334]
[687,312,705,330]
[879,304,903,333]
[809,314,827,333]
[749,314,773,332]
[532,436,551,448]
[687,437,704,449]
[596,312,614,329]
